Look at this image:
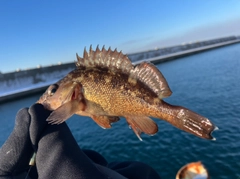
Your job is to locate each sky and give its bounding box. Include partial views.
[1,1,240,73]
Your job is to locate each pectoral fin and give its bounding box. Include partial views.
[125,116,158,141]
[47,100,85,125]
[91,115,120,129]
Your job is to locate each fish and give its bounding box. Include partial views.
[37,46,218,140]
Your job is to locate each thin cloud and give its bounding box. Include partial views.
[118,36,154,53]
[124,18,240,53]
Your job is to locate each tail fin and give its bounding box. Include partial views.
[158,101,217,140]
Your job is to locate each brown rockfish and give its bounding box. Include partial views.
[37,46,217,140]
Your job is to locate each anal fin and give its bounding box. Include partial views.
[125,116,158,141]
[91,115,120,129]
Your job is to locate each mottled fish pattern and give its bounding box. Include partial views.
[38,46,217,140]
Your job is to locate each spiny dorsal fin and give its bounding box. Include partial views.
[130,62,172,98]
[76,46,133,74]
[76,46,172,98]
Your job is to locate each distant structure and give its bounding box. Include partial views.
[0,35,240,102]
[128,36,238,62]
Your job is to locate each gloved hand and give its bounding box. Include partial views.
[0,104,161,179]
[0,103,51,179]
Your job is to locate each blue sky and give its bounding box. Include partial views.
[1,1,240,73]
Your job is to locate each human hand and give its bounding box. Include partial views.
[0,103,160,179]
[0,104,109,179]
[0,104,50,178]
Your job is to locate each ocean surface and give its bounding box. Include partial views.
[1,43,240,178]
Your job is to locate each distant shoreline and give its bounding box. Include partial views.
[1,37,240,103]
[134,38,240,65]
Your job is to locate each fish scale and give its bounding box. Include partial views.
[84,72,150,115]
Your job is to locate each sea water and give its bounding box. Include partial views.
[0,43,240,178]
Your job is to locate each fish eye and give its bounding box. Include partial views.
[48,84,59,96]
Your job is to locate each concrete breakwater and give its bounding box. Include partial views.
[129,36,239,62]
[1,36,240,103]
[0,64,75,102]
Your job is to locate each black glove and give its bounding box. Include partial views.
[0,104,49,178]
[0,104,161,179]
